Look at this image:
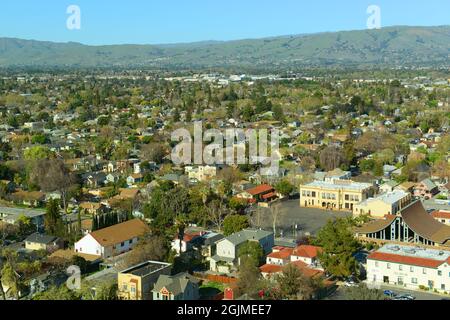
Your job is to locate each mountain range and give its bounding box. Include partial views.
[0,25,449,70]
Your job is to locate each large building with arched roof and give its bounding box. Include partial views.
[355,201,450,248]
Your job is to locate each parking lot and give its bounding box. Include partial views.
[249,199,353,238]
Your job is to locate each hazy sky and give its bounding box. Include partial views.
[0,0,449,45]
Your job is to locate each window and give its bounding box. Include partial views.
[438,270,442,276]
[131,287,136,293]
[387,263,391,269]
[122,284,128,291]
[375,261,379,267]
[345,195,349,201]
[423,268,427,275]
[129,239,133,245]
[411,278,417,284]
[410,266,414,272]
[399,265,403,271]
[442,284,446,290]
[121,242,125,247]
[312,192,316,197]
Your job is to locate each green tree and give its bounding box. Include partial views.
[16,215,35,237]
[44,199,64,237]
[238,241,264,266]
[236,255,262,298]
[275,263,319,300]
[223,215,249,236]
[33,286,81,300]
[344,283,385,300]
[275,180,294,197]
[313,218,361,279]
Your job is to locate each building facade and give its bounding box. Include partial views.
[118,261,172,300]
[367,244,450,293]
[353,190,412,218]
[300,180,375,211]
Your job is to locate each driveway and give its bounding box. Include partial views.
[249,199,353,238]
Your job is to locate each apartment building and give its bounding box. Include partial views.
[118,261,172,300]
[366,244,450,293]
[300,179,375,211]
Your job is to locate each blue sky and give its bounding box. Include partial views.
[0,0,449,45]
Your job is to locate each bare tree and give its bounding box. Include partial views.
[319,146,345,171]
[31,159,77,213]
[207,200,228,232]
[119,235,168,269]
[269,201,283,236]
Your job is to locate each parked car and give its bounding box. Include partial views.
[397,294,415,300]
[384,290,397,298]
[344,280,358,287]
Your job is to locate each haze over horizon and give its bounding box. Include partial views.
[0,0,449,45]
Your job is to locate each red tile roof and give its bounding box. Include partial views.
[260,264,283,274]
[260,261,323,278]
[267,248,293,260]
[368,251,446,269]
[292,245,323,258]
[432,211,450,220]
[247,184,274,196]
[262,192,277,200]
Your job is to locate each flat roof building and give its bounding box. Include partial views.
[367,244,450,293]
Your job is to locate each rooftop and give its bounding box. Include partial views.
[120,260,172,277]
[223,228,273,246]
[358,190,409,206]
[302,180,372,192]
[369,244,450,268]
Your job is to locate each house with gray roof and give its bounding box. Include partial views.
[152,272,199,300]
[209,229,274,273]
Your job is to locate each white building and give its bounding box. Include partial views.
[74,219,149,258]
[367,244,450,293]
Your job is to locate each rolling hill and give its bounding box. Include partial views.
[0,25,449,70]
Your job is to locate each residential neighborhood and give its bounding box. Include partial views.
[0,1,449,306]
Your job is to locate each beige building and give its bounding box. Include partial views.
[118,261,172,300]
[25,233,63,251]
[353,190,412,218]
[300,180,375,211]
[185,165,217,182]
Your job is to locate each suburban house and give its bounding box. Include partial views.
[171,231,205,254]
[379,181,399,194]
[396,181,416,194]
[185,165,217,182]
[414,179,439,199]
[25,233,63,251]
[79,202,105,215]
[300,180,375,211]
[366,244,450,293]
[353,190,412,218]
[432,210,450,225]
[10,190,45,207]
[236,184,278,204]
[74,219,150,258]
[0,206,46,228]
[152,272,200,300]
[118,261,172,300]
[209,229,274,273]
[127,173,144,186]
[260,245,324,279]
